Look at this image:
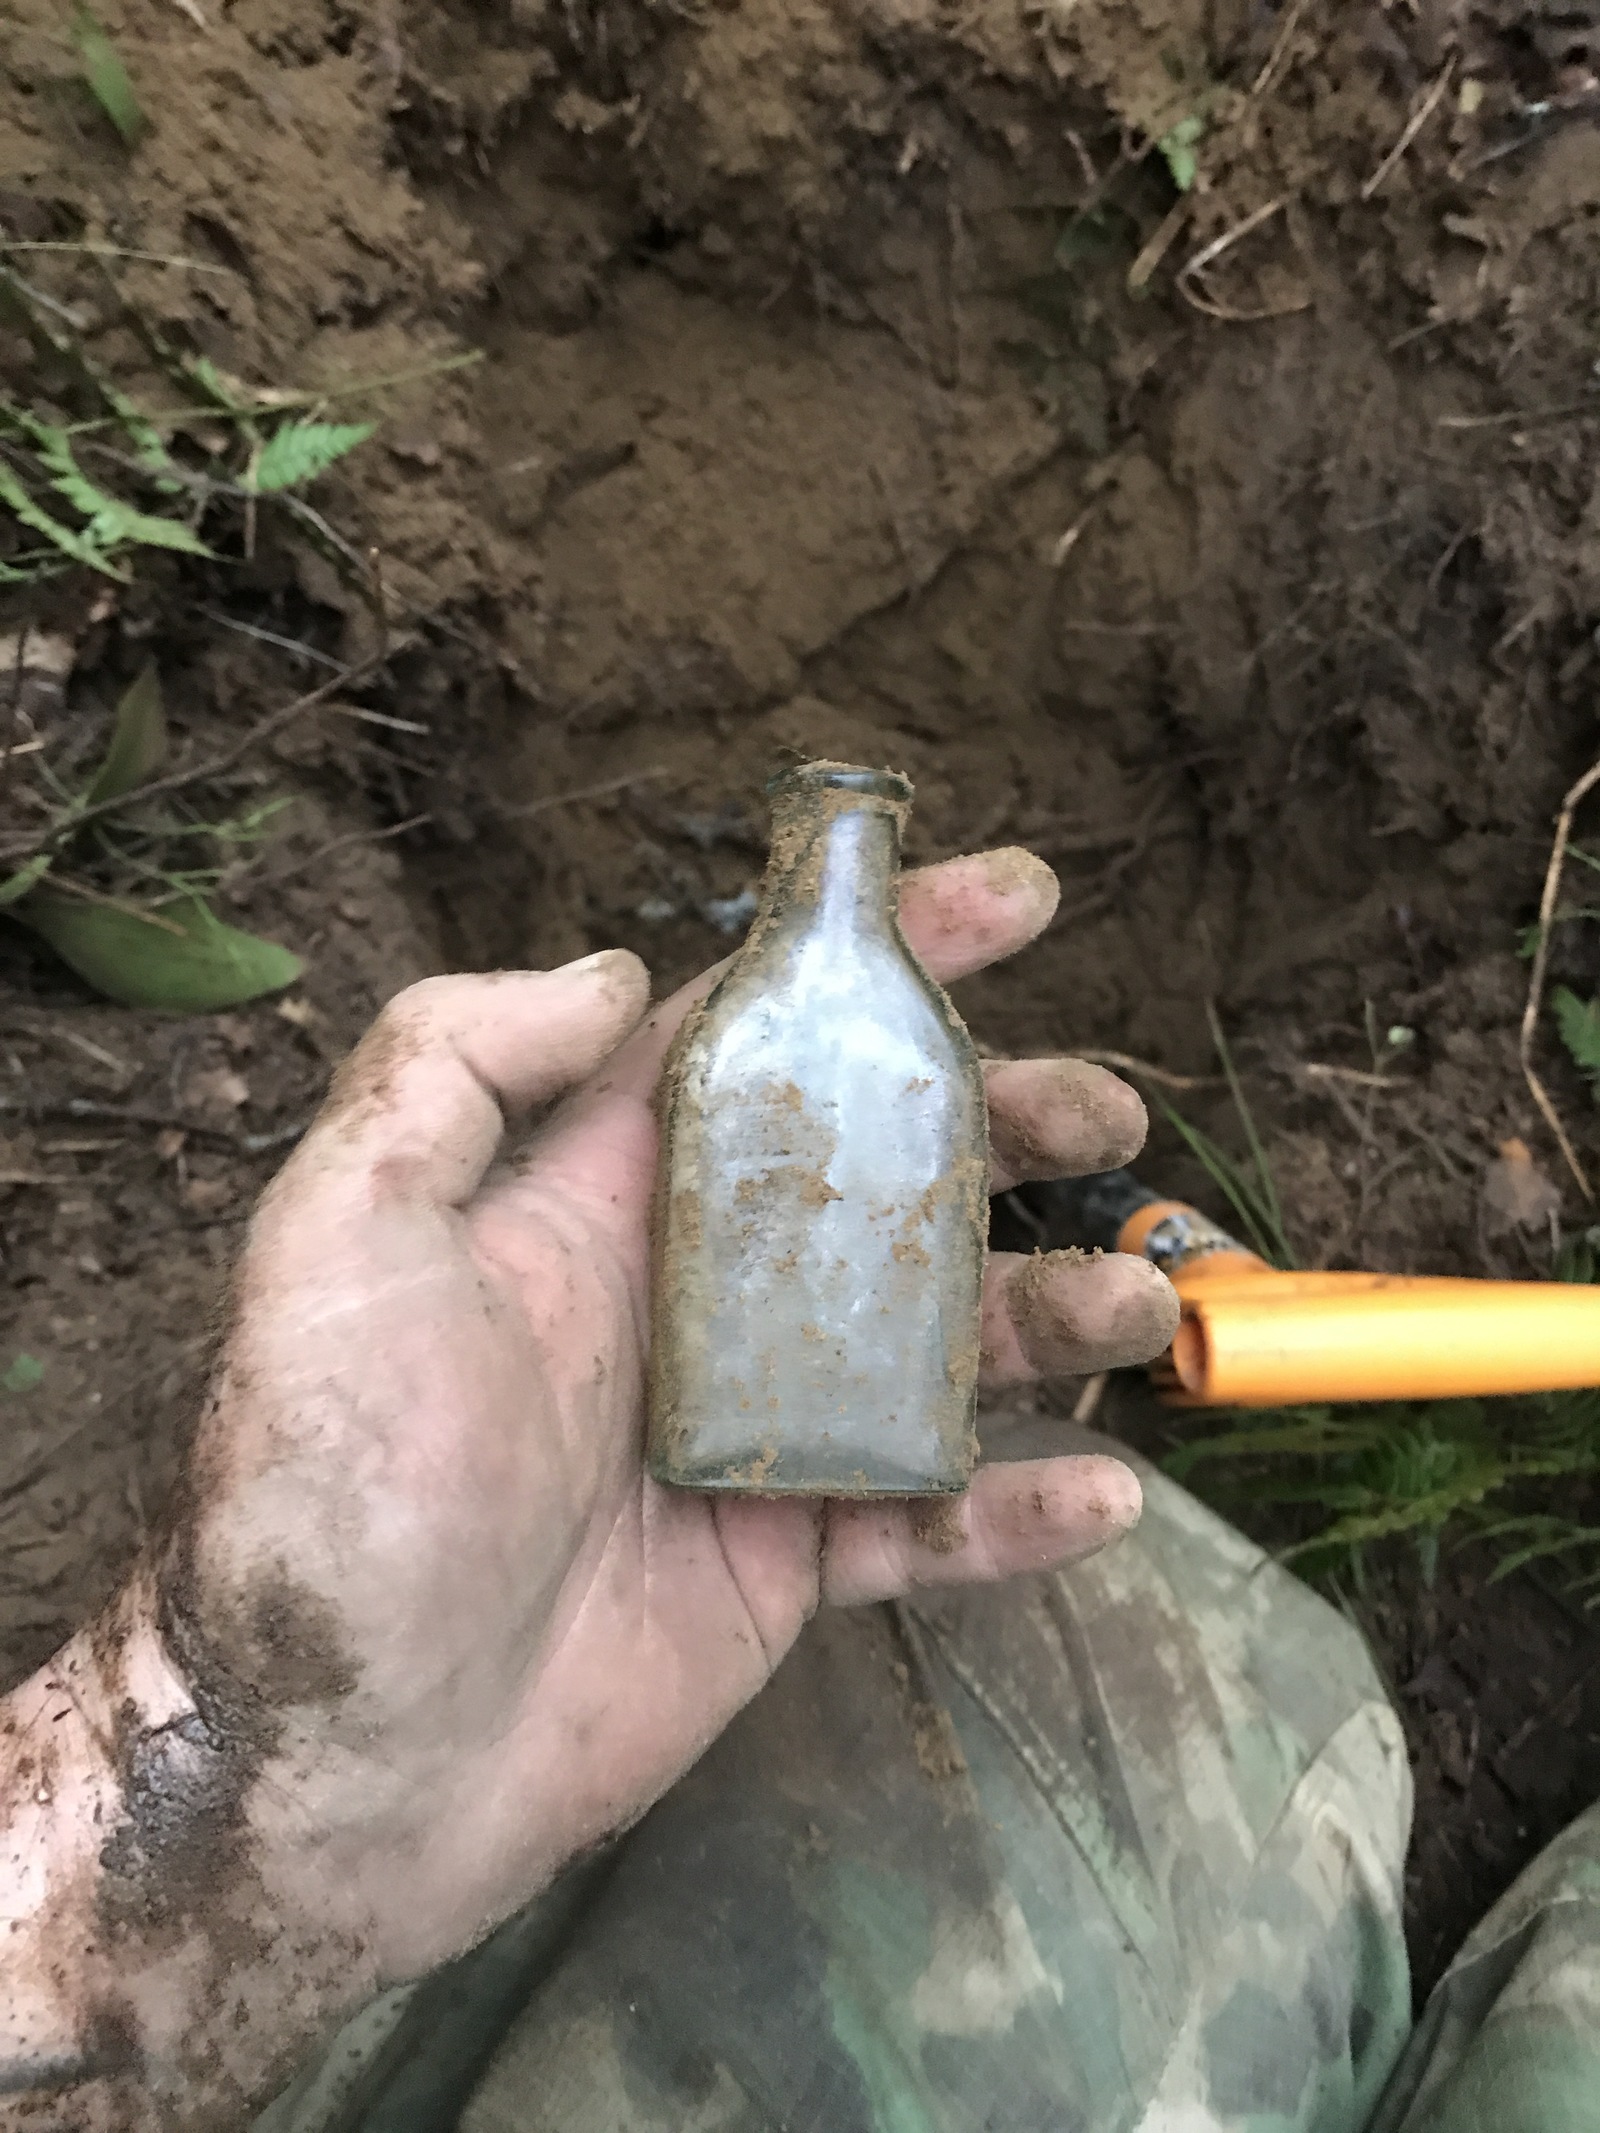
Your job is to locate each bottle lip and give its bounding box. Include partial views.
[766,760,913,804]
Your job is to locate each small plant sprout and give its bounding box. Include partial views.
[1158,114,1206,192]
[70,4,146,147]
[1158,1004,1293,1267]
[1554,987,1600,1102]
[0,665,303,1011]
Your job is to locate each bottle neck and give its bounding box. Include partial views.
[767,794,901,940]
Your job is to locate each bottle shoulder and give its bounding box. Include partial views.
[674,939,981,1128]
[689,926,976,1058]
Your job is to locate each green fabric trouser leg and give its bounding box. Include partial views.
[257,1422,1599,2130]
[263,1420,1412,2132]
[1366,1797,1600,2133]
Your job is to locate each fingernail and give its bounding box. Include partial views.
[986,1058,1148,1180]
[1010,1251,1179,1376]
[975,846,1060,915]
[563,949,652,1018]
[1084,1457,1143,1534]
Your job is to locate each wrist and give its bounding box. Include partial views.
[0,1631,120,2087]
[0,1566,378,2128]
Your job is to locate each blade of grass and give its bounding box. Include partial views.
[1206,998,1291,1261]
[1156,1096,1287,1264]
[71,4,147,146]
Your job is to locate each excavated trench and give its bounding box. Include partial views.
[4,0,1600,1989]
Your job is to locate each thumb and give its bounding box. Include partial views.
[278,952,652,1211]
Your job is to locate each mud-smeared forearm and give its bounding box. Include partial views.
[0,1571,374,2131]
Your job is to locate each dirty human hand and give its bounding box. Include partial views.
[0,847,1177,2130]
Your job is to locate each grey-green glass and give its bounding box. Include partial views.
[648,762,987,1494]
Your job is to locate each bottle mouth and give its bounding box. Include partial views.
[766,760,913,804]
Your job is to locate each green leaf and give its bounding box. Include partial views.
[14,888,302,1010]
[92,383,176,477]
[1280,1476,1501,1560]
[176,354,244,411]
[249,420,375,494]
[32,428,211,558]
[2,1353,44,1394]
[1554,986,1600,1097]
[0,851,55,907]
[1158,114,1205,192]
[0,278,151,457]
[1165,1411,1370,1480]
[84,498,211,555]
[72,3,146,146]
[1157,1100,1286,1266]
[32,420,112,511]
[85,663,167,807]
[0,456,127,578]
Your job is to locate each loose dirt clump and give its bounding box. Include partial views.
[5,0,1600,1996]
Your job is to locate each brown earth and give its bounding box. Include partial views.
[5,0,1600,2004]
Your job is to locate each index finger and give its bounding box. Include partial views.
[594,846,1060,1102]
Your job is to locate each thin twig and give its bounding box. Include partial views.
[1436,399,1600,431]
[68,352,483,437]
[1521,755,1600,1201]
[0,653,396,871]
[324,702,430,735]
[44,1026,131,1078]
[1048,499,1100,568]
[1127,198,1190,293]
[196,609,344,668]
[496,767,672,820]
[1070,1048,1223,1092]
[1071,1373,1108,1426]
[1425,525,1472,601]
[0,240,227,272]
[1296,1061,1404,1092]
[257,813,433,891]
[0,630,29,809]
[1361,62,1454,200]
[1251,0,1312,98]
[1181,199,1286,279]
[1177,198,1310,322]
[33,874,189,933]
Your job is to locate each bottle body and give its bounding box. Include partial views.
[649,763,987,1495]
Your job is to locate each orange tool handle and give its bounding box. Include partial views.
[1114,1199,1600,1407]
[1157,1276,1600,1406]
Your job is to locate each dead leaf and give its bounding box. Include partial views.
[184,1065,250,1113]
[154,1127,187,1161]
[1481,1136,1562,1236]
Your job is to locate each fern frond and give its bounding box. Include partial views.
[250,420,375,493]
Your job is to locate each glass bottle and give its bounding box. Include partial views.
[649,761,988,1495]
